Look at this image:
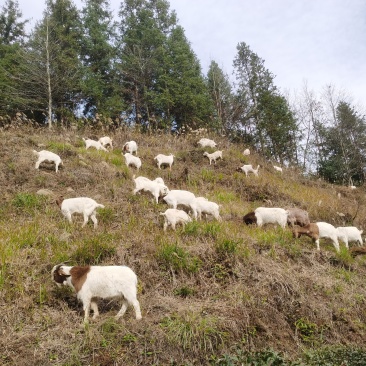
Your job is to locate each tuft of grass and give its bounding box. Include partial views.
[215,238,240,256]
[156,242,201,273]
[160,312,227,353]
[71,234,116,265]
[12,192,46,213]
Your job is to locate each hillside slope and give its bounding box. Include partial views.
[1,126,366,365]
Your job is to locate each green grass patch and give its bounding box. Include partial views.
[161,312,227,353]
[156,242,201,273]
[71,233,116,264]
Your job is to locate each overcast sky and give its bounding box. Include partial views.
[17,0,366,108]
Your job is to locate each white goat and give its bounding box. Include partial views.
[237,164,260,177]
[82,138,108,152]
[273,165,283,173]
[203,150,223,165]
[163,190,198,220]
[336,226,363,248]
[197,138,217,148]
[98,136,113,149]
[123,141,138,155]
[160,208,192,231]
[195,197,222,221]
[56,196,105,228]
[33,150,63,173]
[51,264,142,323]
[292,222,340,252]
[133,176,169,203]
[243,207,288,228]
[124,153,142,170]
[243,148,250,156]
[154,154,175,170]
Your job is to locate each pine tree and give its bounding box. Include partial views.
[80,0,122,119]
[0,0,28,113]
[207,60,233,133]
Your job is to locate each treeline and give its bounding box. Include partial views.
[0,0,365,185]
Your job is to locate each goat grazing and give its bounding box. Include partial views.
[195,197,222,221]
[33,150,63,173]
[160,208,192,231]
[123,141,138,155]
[336,226,363,248]
[286,207,310,227]
[292,222,340,252]
[163,190,198,220]
[56,196,105,228]
[133,176,169,203]
[98,136,113,149]
[51,264,142,323]
[203,150,223,165]
[197,138,217,148]
[154,154,175,170]
[243,207,288,228]
[237,164,260,177]
[273,165,283,173]
[124,153,142,170]
[82,138,108,151]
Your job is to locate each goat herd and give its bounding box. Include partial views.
[30,134,363,323]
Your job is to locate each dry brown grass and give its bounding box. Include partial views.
[1,125,366,365]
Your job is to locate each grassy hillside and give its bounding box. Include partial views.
[1,126,366,365]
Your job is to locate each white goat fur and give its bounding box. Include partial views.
[243,148,250,156]
[198,138,217,148]
[239,164,260,177]
[33,150,63,172]
[160,208,192,231]
[124,153,142,170]
[123,141,138,155]
[56,196,104,228]
[195,197,222,221]
[51,264,142,322]
[255,207,288,228]
[293,222,340,252]
[203,150,223,165]
[336,226,363,248]
[98,136,113,149]
[82,138,108,151]
[163,190,198,220]
[133,176,169,203]
[273,165,283,173]
[154,154,175,170]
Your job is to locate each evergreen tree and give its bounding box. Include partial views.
[117,0,211,131]
[233,42,297,162]
[318,101,366,185]
[0,0,28,113]
[207,60,233,133]
[80,0,122,118]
